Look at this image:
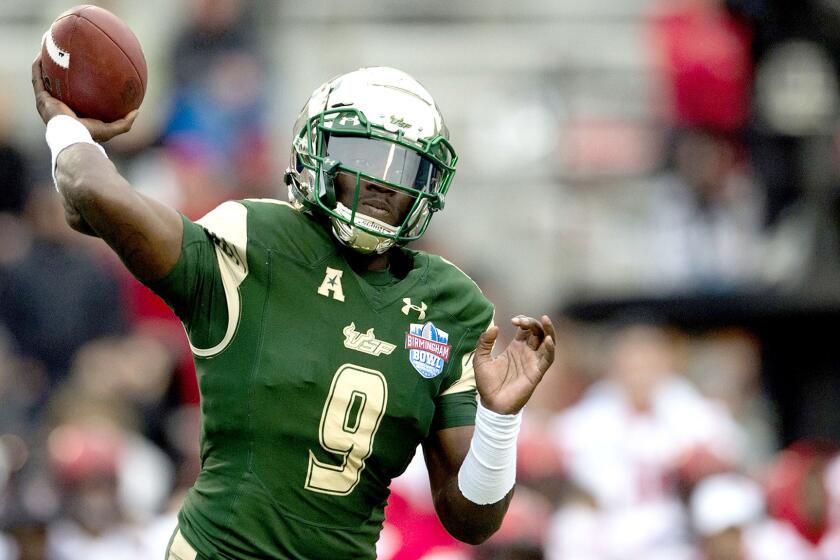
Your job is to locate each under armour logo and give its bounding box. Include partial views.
[337,115,360,127]
[318,267,345,301]
[401,298,427,320]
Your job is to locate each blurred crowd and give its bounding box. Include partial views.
[3,0,840,559]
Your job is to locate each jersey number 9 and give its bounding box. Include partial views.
[305,364,388,495]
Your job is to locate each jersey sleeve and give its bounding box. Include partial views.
[145,201,249,354]
[431,348,481,431]
[428,257,495,431]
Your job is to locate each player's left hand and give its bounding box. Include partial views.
[473,315,556,415]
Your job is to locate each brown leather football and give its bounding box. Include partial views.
[40,5,147,123]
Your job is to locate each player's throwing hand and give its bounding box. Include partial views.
[32,55,137,143]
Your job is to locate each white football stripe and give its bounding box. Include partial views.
[42,29,70,69]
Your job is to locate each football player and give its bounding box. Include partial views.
[32,58,556,559]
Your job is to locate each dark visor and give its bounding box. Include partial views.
[325,135,442,193]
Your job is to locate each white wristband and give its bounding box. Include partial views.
[45,115,107,189]
[457,399,522,505]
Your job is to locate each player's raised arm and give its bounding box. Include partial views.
[423,315,556,544]
[32,55,183,283]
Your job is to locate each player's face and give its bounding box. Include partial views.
[333,171,416,227]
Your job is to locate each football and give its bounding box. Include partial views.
[40,5,147,123]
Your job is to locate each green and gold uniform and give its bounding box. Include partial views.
[150,199,493,559]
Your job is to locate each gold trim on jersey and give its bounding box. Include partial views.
[167,529,198,560]
[191,201,249,358]
[440,350,477,396]
[244,198,295,207]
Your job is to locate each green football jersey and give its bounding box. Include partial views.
[149,199,494,559]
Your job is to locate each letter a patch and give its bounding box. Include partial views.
[318,267,345,301]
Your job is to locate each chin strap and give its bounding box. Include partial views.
[331,203,396,254]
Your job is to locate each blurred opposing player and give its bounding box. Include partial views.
[547,323,744,559]
[32,58,556,559]
[690,473,819,560]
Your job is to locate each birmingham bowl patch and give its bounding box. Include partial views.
[405,322,450,378]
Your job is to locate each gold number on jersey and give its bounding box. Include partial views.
[305,364,388,495]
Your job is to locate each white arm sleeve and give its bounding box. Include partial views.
[457,400,522,505]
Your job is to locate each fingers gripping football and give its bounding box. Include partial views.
[33,55,139,142]
[33,55,74,123]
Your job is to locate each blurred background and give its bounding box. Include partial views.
[2,0,840,558]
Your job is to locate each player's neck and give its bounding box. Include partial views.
[362,252,391,271]
[344,247,409,276]
[345,249,392,272]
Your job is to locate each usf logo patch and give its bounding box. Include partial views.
[342,323,396,357]
[405,322,450,378]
